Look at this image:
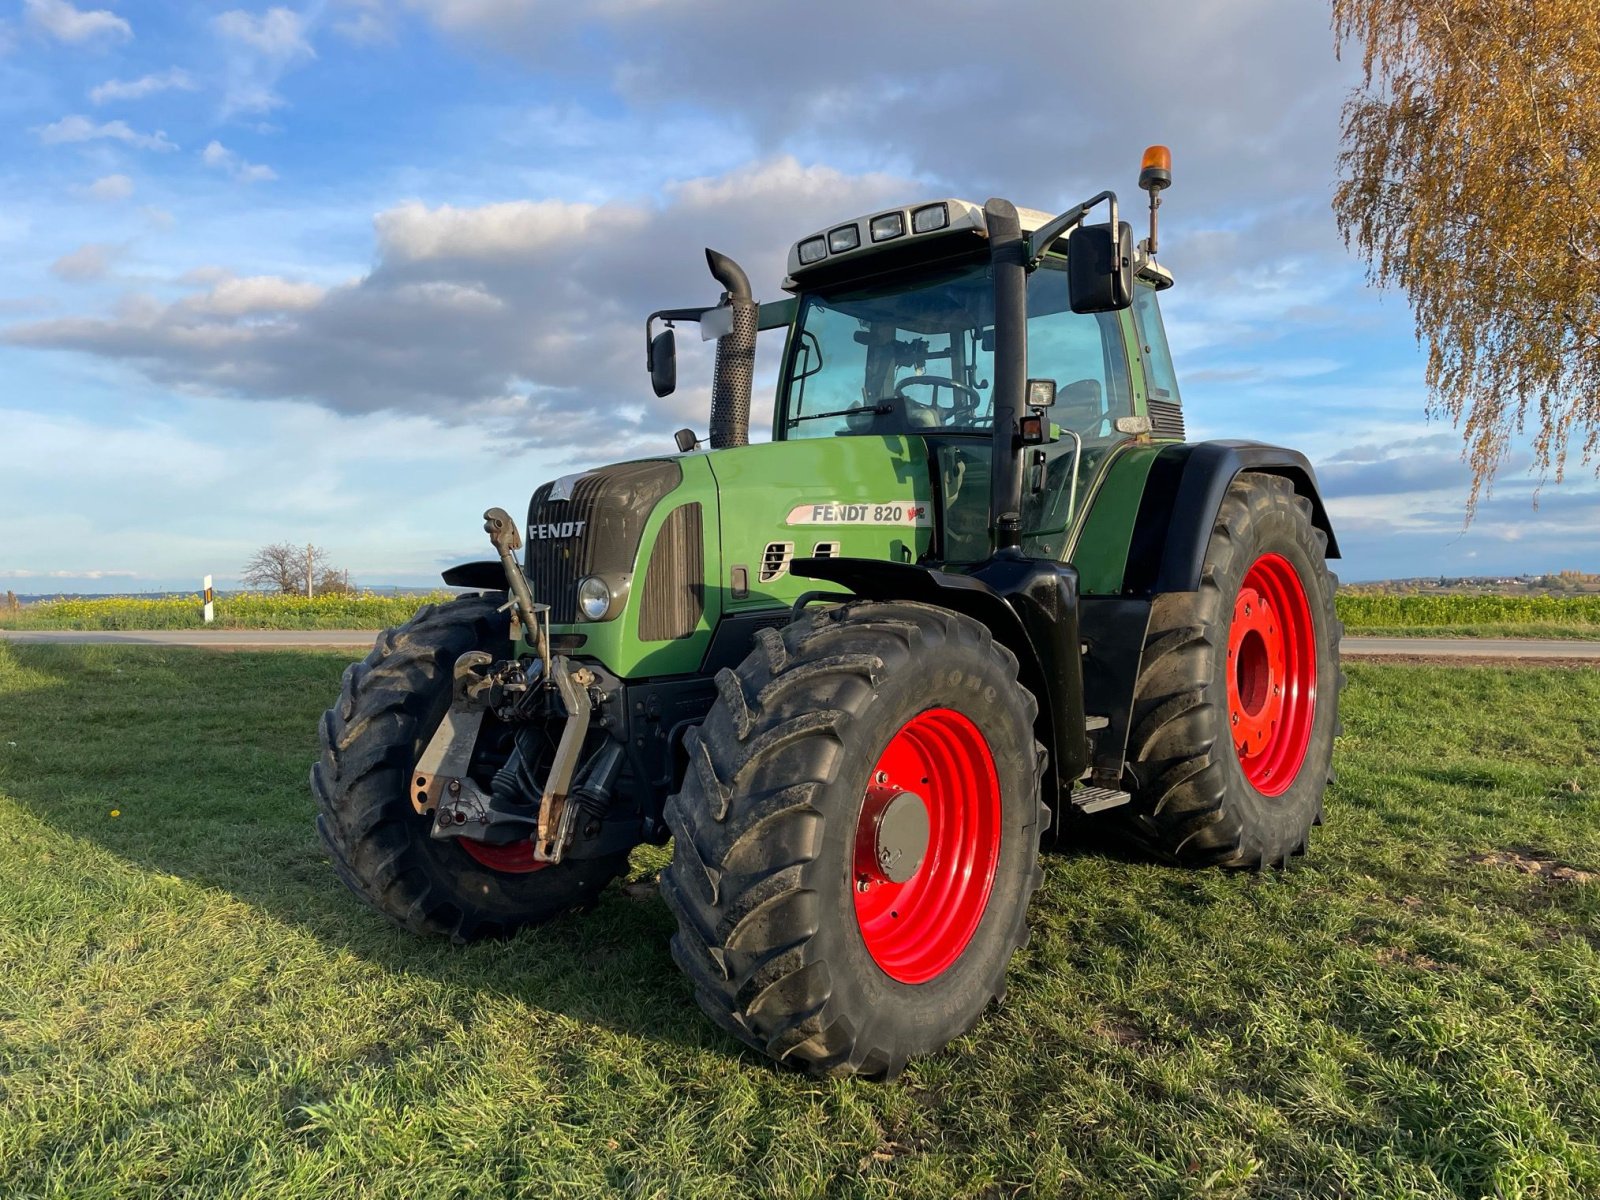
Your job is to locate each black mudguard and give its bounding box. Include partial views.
[792,552,1088,839]
[1126,440,1339,595]
[440,560,507,589]
[1080,440,1340,788]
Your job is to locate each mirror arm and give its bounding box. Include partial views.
[1027,190,1119,268]
[645,306,714,368]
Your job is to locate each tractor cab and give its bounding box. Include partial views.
[774,234,1176,563]
[649,150,1183,579]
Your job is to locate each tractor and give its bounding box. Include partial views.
[312,146,1343,1077]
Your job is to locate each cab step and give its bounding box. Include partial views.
[1071,785,1132,814]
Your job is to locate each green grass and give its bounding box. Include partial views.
[1,647,1598,1198]
[0,592,453,631]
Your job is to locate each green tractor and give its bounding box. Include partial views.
[313,147,1342,1077]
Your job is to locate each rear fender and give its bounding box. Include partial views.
[1126,440,1339,596]
[1080,440,1339,788]
[792,554,1088,841]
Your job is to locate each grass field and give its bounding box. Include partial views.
[1,647,1598,1198]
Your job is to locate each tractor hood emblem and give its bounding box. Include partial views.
[548,472,587,501]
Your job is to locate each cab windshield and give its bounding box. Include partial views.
[779,258,1130,444]
[779,256,1136,563]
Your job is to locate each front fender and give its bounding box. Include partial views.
[440,560,506,589]
[792,553,1088,840]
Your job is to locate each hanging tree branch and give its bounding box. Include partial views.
[1333,0,1600,514]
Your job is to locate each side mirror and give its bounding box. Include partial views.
[1066,221,1134,313]
[648,328,677,398]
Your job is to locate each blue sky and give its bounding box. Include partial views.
[1,0,1595,593]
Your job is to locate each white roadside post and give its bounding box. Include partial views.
[203,574,215,624]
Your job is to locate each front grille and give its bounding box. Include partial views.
[524,460,681,623]
[1149,397,1185,440]
[640,503,704,640]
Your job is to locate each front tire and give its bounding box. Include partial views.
[1118,472,1343,867]
[661,601,1047,1077]
[311,593,628,941]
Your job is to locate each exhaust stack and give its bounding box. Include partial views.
[705,248,756,449]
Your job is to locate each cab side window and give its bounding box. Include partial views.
[1131,284,1180,405]
[1018,260,1135,558]
[1025,260,1134,436]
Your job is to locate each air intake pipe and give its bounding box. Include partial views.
[705,248,756,449]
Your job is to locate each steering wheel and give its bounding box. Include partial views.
[893,375,985,424]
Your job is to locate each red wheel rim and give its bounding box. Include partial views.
[459,838,547,873]
[852,708,1001,985]
[1227,552,1317,796]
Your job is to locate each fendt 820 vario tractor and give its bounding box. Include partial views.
[313,147,1342,1077]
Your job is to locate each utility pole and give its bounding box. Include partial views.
[306,543,313,598]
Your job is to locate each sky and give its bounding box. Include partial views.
[1,0,1595,593]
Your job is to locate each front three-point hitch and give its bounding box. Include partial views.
[409,507,609,865]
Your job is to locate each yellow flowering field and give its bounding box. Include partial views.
[0,591,457,631]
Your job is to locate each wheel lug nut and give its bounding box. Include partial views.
[856,874,872,892]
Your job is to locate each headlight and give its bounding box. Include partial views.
[870,211,906,242]
[912,203,949,233]
[577,575,615,621]
[827,224,860,253]
[797,236,827,265]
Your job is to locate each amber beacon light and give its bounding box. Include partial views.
[1138,144,1172,255]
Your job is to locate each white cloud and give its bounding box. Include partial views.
[181,273,328,317]
[49,243,120,282]
[24,0,130,43]
[213,6,314,57]
[333,0,391,44]
[89,67,197,105]
[37,115,177,152]
[212,6,316,114]
[374,198,613,264]
[4,155,909,451]
[201,140,278,183]
[80,173,134,201]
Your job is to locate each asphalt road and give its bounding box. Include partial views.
[3,629,1598,660]
[1341,636,1600,659]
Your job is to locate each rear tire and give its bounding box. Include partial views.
[311,593,628,941]
[1118,472,1343,867]
[662,600,1047,1077]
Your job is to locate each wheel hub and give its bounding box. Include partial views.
[863,788,931,884]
